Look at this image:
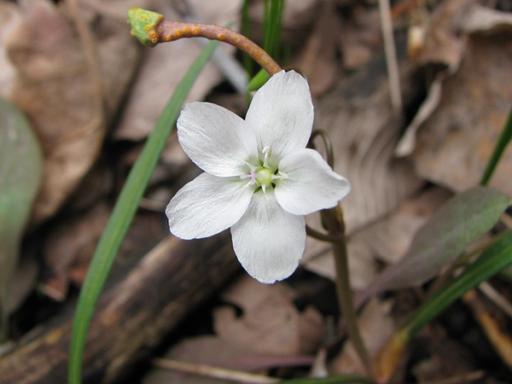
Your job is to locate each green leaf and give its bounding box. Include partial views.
[280,375,373,384]
[68,41,218,384]
[247,68,270,92]
[0,98,42,341]
[480,107,512,186]
[361,186,510,299]
[403,229,512,336]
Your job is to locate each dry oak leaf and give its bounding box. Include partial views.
[2,0,138,223]
[214,277,324,356]
[413,32,512,194]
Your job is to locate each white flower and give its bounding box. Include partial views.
[166,70,350,284]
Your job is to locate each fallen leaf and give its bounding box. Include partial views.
[459,4,512,34]
[3,0,138,223]
[144,336,313,384]
[416,0,476,71]
[6,257,38,315]
[303,187,451,289]
[214,277,324,356]
[0,3,19,97]
[330,299,395,375]
[301,54,423,284]
[413,32,512,194]
[359,186,509,302]
[337,5,382,70]
[296,1,341,96]
[40,203,110,301]
[114,0,241,141]
[395,73,443,157]
[0,98,42,335]
[396,3,512,158]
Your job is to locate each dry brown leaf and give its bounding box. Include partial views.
[413,32,512,194]
[338,5,382,70]
[416,0,476,71]
[213,277,324,356]
[40,203,110,301]
[330,299,395,375]
[395,73,444,157]
[114,0,241,141]
[0,3,19,97]
[144,335,314,384]
[300,57,423,284]
[317,67,423,234]
[303,188,450,289]
[2,0,138,223]
[6,257,38,314]
[460,4,512,34]
[396,3,511,157]
[296,1,341,96]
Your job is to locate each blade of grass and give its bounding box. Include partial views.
[404,230,512,336]
[248,0,284,93]
[480,107,512,185]
[68,41,218,384]
[264,0,284,57]
[375,230,512,382]
[241,0,254,76]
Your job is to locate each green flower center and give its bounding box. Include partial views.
[255,166,274,187]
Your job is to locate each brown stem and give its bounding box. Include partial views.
[155,21,281,75]
[321,206,373,377]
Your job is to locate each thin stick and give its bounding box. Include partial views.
[153,358,279,384]
[479,281,512,318]
[378,0,402,112]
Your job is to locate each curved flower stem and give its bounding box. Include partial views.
[128,8,282,75]
[321,206,373,377]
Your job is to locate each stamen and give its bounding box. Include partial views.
[261,146,271,168]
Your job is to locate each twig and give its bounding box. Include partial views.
[479,281,512,319]
[463,290,512,367]
[378,0,402,112]
[152,358,279,384]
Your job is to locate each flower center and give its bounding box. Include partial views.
[255,166,274,187]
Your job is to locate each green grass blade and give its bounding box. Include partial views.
[263,0,284,57]
[480,108,512,185]
[280,375,373,384]
[68,41,218,384]
[241,0,254,76]
[403,230,512,337]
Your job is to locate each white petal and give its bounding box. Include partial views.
[166,173,254,239]
[245,70,314,160]
[178,102,258,177]
[275,148,351,215]
[231,192,306,284]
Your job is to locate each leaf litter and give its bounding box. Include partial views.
[1,0,512,383]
